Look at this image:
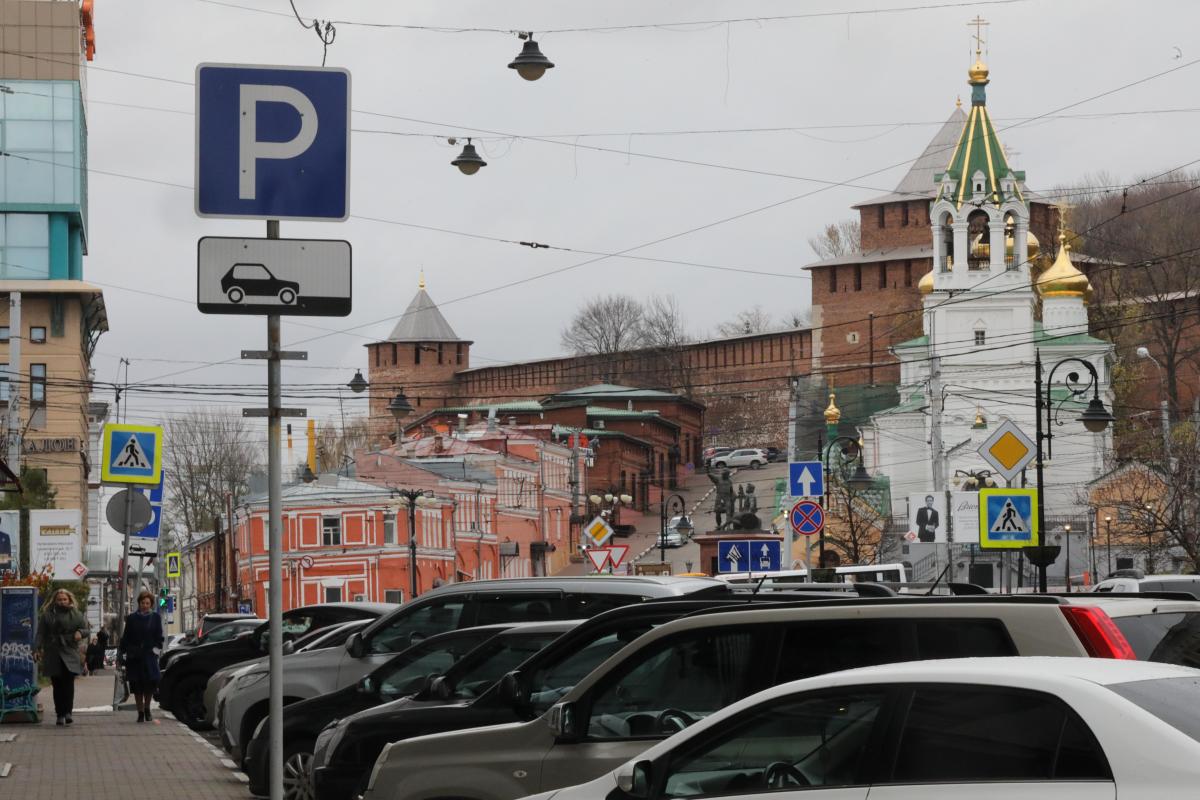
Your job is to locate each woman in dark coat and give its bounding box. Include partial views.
[119,590,164,722]
[34,588,91,726]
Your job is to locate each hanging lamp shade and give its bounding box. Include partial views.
[347,370,368,394]
[451,139,487,175]
[388,392,415,420]
[1079,396,1115,433]
[508,37,554,81]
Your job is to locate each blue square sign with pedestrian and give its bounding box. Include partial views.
[196,63,351,220]
[979,489,1039,549]
[101,424,163,485]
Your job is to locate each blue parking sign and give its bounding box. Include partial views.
[196,64,351,220]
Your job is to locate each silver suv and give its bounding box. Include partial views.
[710,449,766,469]
[361,596,1143,800]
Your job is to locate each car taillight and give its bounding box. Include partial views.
[1061,606,1137,659]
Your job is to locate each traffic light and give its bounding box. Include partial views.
[158,586,169,609]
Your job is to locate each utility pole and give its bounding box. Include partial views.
[787,377,799,462]
[6,292,20,474]
[928,356,953,582]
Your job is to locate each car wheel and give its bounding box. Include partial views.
[172,675,211,731]
[713,461,726,469]
[282,739,316,800]
[227,286,245,303]
[279,288,297,305]
[750,460,762,469]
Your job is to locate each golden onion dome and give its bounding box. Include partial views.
[968,58,990,85]
[1026,230,1040,259]
[1037,233,1091,298]
[824,392,842,425]
[972,230,1041,263]
[917,269,934,294]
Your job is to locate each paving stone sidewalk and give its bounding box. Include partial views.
[0,674,249,799]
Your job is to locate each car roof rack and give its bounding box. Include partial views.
[882,581,990,596]
[725,580,897,597]
[1054,591,1200,602]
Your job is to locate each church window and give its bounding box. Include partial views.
[877,205,886,229]
[967,210,990,271]
[879,264,888,289]
[902,204,910,226]
[975,330,986,346]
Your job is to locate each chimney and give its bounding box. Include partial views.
[486,407,498,432]
[434,434,445,453]
[627,400,633,411]
[457,413,468,436]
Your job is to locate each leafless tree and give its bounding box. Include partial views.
[822,474,889,565]
[783,309,811,329]
[164,410,258,534]
[807,218,861,260]
[561,294,647,355]
[716,305,774,338]
[316,415,371,474]
[639,295,696,395]
[1071,171,1200,419]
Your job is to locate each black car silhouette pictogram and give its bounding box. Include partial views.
[221,263,300,304]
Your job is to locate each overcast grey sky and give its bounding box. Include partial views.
[86,0,1200,429]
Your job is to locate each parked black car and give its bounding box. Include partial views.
[158,602,394,730]
[308,593,854,800]
[244,621,576,797]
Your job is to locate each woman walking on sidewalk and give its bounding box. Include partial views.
[34,588,91,726]
[119,591,164,722]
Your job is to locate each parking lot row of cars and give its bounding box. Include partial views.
[166,576,1200,800]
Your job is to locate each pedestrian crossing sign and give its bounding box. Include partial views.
[978,488,1039,550]
[101,423,164,485]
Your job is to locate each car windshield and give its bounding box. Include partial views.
[1111,612,1200,667]
[1108,676,1200,743]
[449,632,563,700]
[374,633,492,699]
[298,621,366,652]
[202,620,257,643]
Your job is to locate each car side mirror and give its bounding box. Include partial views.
[346,632,365,659]
[497,670,526,707]
[429,675,452,701]
[616,760,654,800]
[548,701,579,741]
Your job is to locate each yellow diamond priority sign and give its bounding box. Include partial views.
[583,516,614,548]
[978,419,1035,483]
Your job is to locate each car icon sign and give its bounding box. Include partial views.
[221,263,300,305]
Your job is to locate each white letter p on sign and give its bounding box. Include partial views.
[239,84,319,200]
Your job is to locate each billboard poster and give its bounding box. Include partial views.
[29,509,82,578]
[949,492,981,544]
[0,586,39,717]
[907,493,948,544]
[0,509,17,574]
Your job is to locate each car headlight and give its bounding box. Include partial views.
[233,671,269,690]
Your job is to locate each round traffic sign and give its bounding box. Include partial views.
[790,500,824,537]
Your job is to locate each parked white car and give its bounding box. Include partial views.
[528,657,1200,800]
[710,449,767,469]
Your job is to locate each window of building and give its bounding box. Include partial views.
[878,264,887,289]
[374,346,380,367]
[391,343,397,364]
[30,363,45,404]
[904,261,913,287]
[0,327,8,342]
[324,586,342,603]
[456,343,463,365]
[414,344,421,365]
[877,205,886,228]
[322,515,342,546]
[437,343,444,365]
[0,214,50,280]
[902,203,910,226]
[974,330,986,346]
[854,265,863,291]
[0,83,83,210]
[828,267,837,294]
[384,589,404,604]
[29,326,45,343]
[384,514,396,545]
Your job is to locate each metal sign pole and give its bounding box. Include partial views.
[112,487,133,710]
[266,219,284,800]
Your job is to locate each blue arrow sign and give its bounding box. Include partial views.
[717,541,748,574]
[789,461,824,498]
[718,540,783,573]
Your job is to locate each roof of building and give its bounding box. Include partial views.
[550,424,655,449]
[873,392,929,417]
[853,108,968,208]
[935,66,1023,210]
[385,288,465,342]
[433,401,546,415]
[803,244,933,270]
[1033,322,1108,347]
[244,474,394,506]
[403,457,497,485]
[587,406,665,420]
[554,383,680,399]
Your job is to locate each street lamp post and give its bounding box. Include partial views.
[393,488,433,601]
[659,494,692,565]
[1032,349,1115,592]
[817,433,875,567]
[1136,346,1171,466]
[1063,523,1072,592]
[388,390,414,444]
[1104,514,1112,577]
[1145,503,1155,573]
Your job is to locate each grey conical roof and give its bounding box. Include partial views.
[387,289,463,342]
[853,107,968,207]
